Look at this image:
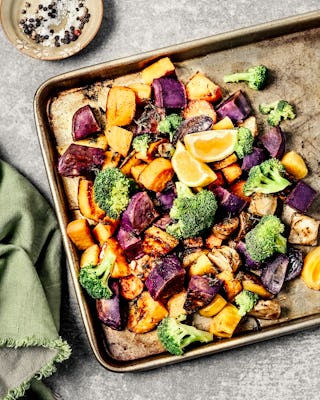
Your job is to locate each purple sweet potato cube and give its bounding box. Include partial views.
[284,180,317,213]
[152,77,187,109]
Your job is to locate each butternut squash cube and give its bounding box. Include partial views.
[241,273,273,299]
[221,162,242,184]
[106,86,136,126]
[138,157,174,192]
[119,275,144,300]
[128,83,152,104]
[66,219,95,250]
[199,294,227,317]
[213,116,234,130]
[80,244,100,268]
[209,303,242,338]
[216,270,242,301]
[106,126,133,157]
[131,163,147,181]
[127,291,168,333]
[102,150,121,169]
[189,254,216,276]
[141,57,175,85]
[104,237,131,278]
[92,221,118,245]
[167,290,187,319]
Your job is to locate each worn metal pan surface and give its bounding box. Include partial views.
[34,11,320,371]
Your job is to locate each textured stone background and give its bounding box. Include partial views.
[1,1,320,399]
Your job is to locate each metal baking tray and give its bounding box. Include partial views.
[34,11,320,371]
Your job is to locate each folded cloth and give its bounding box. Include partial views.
[0,160,71,400]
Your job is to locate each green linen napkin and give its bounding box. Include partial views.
[0,160,71,400]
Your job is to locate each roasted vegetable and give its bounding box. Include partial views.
[166,182,217,239]
[66,219,95,250]
[106,126,133,157]
[234,127,254,159]
[243,158,291,196]
[261,254,289,295]
[142,225,179,257]
[94,167,136,220]
[96,280,127,330]
[184,275,223,313]
[216,90,252,123]
[185,72,222,102]
[285,247,304,281]
[72,105,100,140]
[223,65,268,90]
[58,144,105,178]
[120,191,159,234]
[127,291,168,333]
[116,227,143,261]
[248,192,277,217]
[171,115,213,145]
[212,186,247,217]
[245,215,287,263]
[153,77,187,109]
[209,303,242,338]
[119,275,144,300]
[281,151,308,180]
[260,126,286,159]
[78,179,106,221]
[145,255,186,302]
[301,246,320,290]
[241,147,267,171]
[183,100,217,121]
[248,299,281,319]
[158,113,183,142]
[208,246,241,273]
[259,100,296,126]
[234,290,259,316]
[284,180,317,213]
[79,247,116,299]
[157,316,213,355]
[198,294,227,317]
[141,57,175,85]
[138,157,175,192]
[106,86,136,126]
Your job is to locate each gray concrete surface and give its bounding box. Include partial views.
[1,1,320,399]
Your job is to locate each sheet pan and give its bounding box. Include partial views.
[34,11,320,371]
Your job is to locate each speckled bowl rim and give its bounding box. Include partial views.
[0,0,103,60]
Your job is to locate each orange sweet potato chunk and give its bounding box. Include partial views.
[138,157,174,192]
[106,86,136,126]
[186,72,222,102]
[141,57,175,85]
[78,179,106,222]
[66,219,95,250]
[106,126,133,158]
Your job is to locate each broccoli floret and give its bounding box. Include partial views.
[259,100,296,126]
[235,290,259,316]
[158,113,183,142]
[223,65,268,90]
[245,215,287,262]
[94,167,136,219]
[79,249,116,299]
[157,316,213,355]
[166,182,217,239]
[243,158,291,196]
[235,127,254,159]
[132,134,152,156]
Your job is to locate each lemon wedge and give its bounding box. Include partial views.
[171,141,217,187]
[184,129,238,162]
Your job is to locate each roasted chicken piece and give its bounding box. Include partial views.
[248,299,281,320]
[248,192,277,217]
[208,245,241,272]
[288,212,320,246]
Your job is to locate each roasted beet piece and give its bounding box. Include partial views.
[72,105,101,140]
[145,254,186,302]
[241,147,267,171]
[216,90,252,122]
[172,115,213,145]
[260,126,286,159]
[212,186,247,217]
[285,247,304,281]
[284,180,317,213]
[152,77,187,109]
[96,280,127,330]
[184,275,223,314]
[121,192,159,234]
[58,144,105,178]
[116,227,144,261]
[261,254,289,295]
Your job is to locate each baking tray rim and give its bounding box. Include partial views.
[34,10,320,372]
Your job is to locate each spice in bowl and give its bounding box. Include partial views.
[18,0,91,47]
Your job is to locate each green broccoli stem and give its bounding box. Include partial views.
[275,234,287,254]
[224,72,251,83]
[95,250,116,281]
